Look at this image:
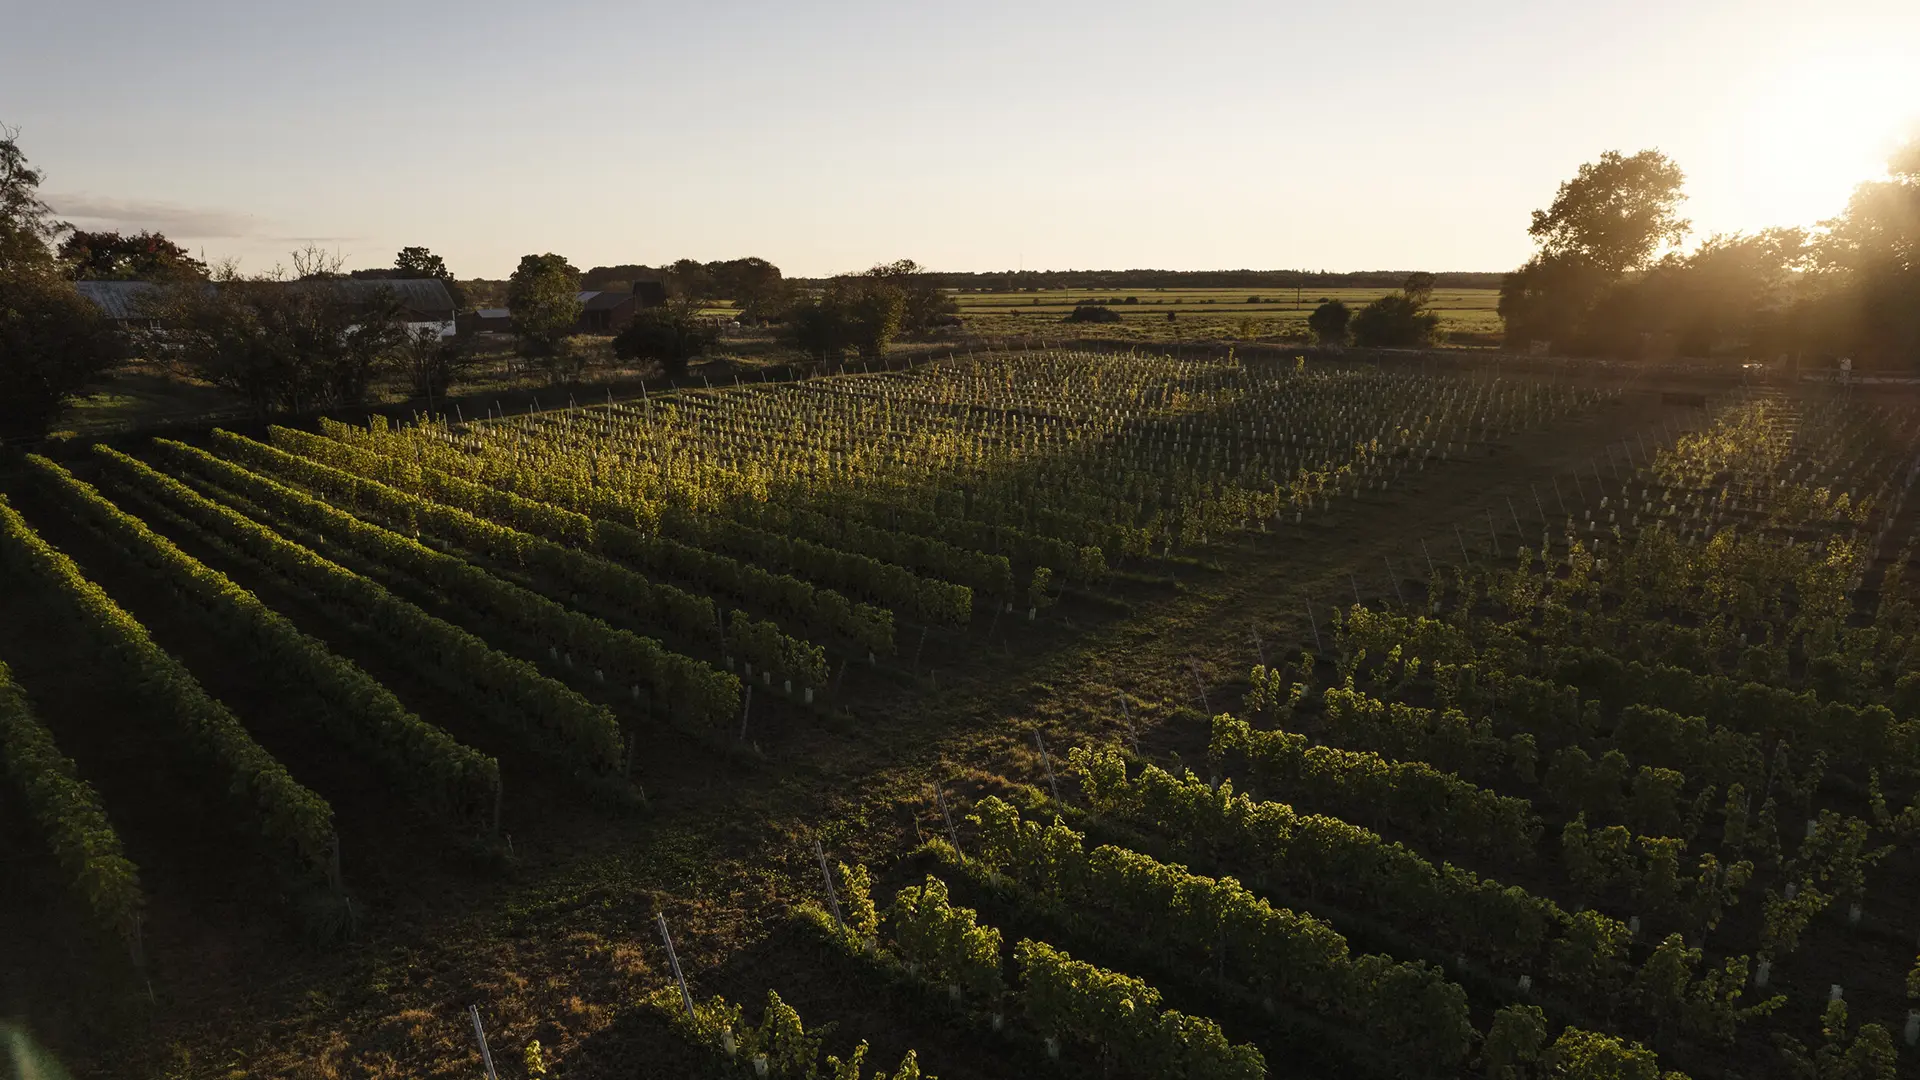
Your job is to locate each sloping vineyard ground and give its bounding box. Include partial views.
[2,351,1906,1079]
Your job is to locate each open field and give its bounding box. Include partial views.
[954,287,1506,345]
[5,350,1919,1079]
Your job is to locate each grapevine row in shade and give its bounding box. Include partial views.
[154,437,741,729]
[278,422,895,657]
[29,454,501,830]
[0,659,143,954]
[0,493,336,891]
[210,429,828,690]
[93,446,626,782]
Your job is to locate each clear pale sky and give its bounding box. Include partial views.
[4,0,1916,279]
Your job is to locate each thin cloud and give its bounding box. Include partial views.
[46,193,264,239]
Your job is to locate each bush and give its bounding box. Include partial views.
[1351,294,1441,348]
[1307,299,1351,346]
[1063,304,1122,324]
[612,301,718,378]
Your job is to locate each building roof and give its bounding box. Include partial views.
[73,277,455,321]
[577,290,635,312]
[476,308,511,320]
[74,280,163,320]
[332,278,455,316]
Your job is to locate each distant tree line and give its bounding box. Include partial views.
[1500,144,1920,366]
[822,269,1507,291]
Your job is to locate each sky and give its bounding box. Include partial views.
[4,0,1918,279]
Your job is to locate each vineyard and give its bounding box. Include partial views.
[3,349,1917,1078]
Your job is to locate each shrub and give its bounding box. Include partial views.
[1064,305,1122,324]
[1307,299,1351,346]
[613,301,718,378]
[1351,294,1441,348]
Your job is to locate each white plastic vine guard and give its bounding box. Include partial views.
[1754,960,1771,987]
[753,1054,769,1077]
[804,688,814,705]
[1830,985,1844,1002]
[721,1030,736,1055]
[1045,1038,1060,1060]
[948,983,962,1003]
[1906,1011,1919,1047]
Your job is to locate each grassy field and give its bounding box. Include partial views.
[954,286,1505,345]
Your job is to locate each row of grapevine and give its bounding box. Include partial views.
[210,430,827,690]
[153,438,744,723]
[1209,710,1540,861]
[805,866,1262,1080]
[960,795,1477,1071]
[646,986,932,1079]
[0,659,143,952]
[29,455,501,829]
[1014,938,1265,1079]
[213,429,718,648]
[0,493,336,890]
[92,447,627,780]
[281,422,895,656]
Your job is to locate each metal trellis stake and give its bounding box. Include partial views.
[1304,599,1322,652]
[1034,732,1061,802]
[657,913,696,1020]
[933,781,962,858]
[813,836,844,927]
[1385,557,1407,608]
[469,1005,501,1080]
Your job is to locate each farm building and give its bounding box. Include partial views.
[465,307,513,334]
[337,278,458,338]
[573,281,669,334]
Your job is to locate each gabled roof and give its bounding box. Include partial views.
[73,277,456,320]
[333,278,455,315]
[74,280,164,320]
[577,290,636,312]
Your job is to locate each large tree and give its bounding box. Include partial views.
[863,259,957,335]
[394,245,452,280]
[1527,150,1690,275]
[1808,138,1920,366]
[1500,149,1690,350]
[1,123,63,268]
[0,124,122,439]
[507,252,583,374]
[59,230,208,280]
[0,269,124,440]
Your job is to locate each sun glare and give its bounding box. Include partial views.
[1721,52,1920,231]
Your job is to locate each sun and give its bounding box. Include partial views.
[1720,49,1920,230]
